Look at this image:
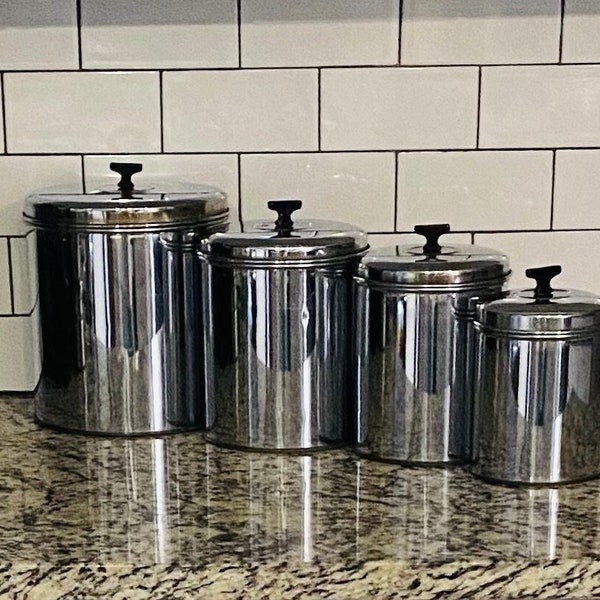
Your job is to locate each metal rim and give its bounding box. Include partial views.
[475,321,600,340]
[204,250,367,269]
[24,211,230,234]
[358,273,510,293]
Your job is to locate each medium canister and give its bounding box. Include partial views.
[25,162,228,435]
[472,265,600,485]
[203,200,368,451]
[355,224,510,464]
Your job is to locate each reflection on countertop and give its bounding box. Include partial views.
[2,395,600,598]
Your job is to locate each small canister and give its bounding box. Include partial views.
[472,265,600,485]
[25,162,228,435]
[203,200,368,451]
[355,224,510,464]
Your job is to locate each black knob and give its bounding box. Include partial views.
[110,162,143,197]
[268,200,302,231]
[414,223,450,255]
[525,265,562,299]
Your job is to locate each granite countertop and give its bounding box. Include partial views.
[1,395,600,599]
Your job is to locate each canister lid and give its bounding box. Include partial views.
[205,200,368,264]
[478,265,600,335]
[359,224,510,289]
[23,162,228,231]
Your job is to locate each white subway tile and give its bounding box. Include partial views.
[397,151,553,231]
[81,0,238,69]
[84,154,240,221]
[368,232,471,249]
[0,156,82,236]
[241,0,399,67]
[402,0,560,65]
[562,1,600,63]
[0,1,77,70]
[164,70,318,152]
[321,67,478,151]
[0,306,41,392]
[240,153,396,231]
[0,240,12,315]
[474,231,600,292]
[554,150,600,229]
[480,66,600,148]
[4,72,161,153]
[10,235,37,315]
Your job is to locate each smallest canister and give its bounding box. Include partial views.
[472,265,600,486]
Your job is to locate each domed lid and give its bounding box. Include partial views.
[205,200,368,264]
[478,265,600,336]
[23,162,228,232]
[359,224,510,289]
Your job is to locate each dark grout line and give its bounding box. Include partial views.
[476,67,482,149]
[559,0,566,63]
[237,153,242,222]
[0,73,7,154]
[470,232,475,244]
[6,62,600,75]
[374,228,600,235]
[317,69,322,151]
[393,152,399,232]
[81,154,86,193]
[550,150,557,229]
[237,0,242,68]
[76,0,83,69]
[159,71,165,153]
[6,238,15,314]
[397,0,403,65]
[2,148,597,158]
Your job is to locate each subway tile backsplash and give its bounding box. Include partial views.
[163,70,318,152]
[80,0,239,69]
[397,151,553,231]
[2,0,600,390]
[321,67,479,150]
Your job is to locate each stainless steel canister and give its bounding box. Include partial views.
[355,224,510,464]
[203,200,368,451]
[471,265,600,485]
[24,162,229,435]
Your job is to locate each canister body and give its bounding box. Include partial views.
[356,283,504,464]
[35,226,212,435]
[471,331,600,485]
[205,261,356,450]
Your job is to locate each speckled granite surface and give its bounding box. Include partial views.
[2,395,600,598]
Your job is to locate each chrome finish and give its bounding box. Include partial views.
[206,218,368,263]
[34,224,221,435]
[479,289,600,335]
[359,244,510,287]
[205,261,358,450]
[356,282,504,464]
[24,188,228,231]
[471,329,600,485]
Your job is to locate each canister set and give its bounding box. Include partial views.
[24,163,600,487]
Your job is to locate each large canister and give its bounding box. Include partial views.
[355,224,510,464]
[202,200,368,451]
[472,265,600,485]
[24,162,228,435]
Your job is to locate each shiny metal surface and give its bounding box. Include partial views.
[356,281,506,464]
[471,331,600,485]
[479,288,600,335]
[24,184,228,231]
[359,243,510,287]
[34,225,218,435]
[205,262,357,450]
[207,218,368,263]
